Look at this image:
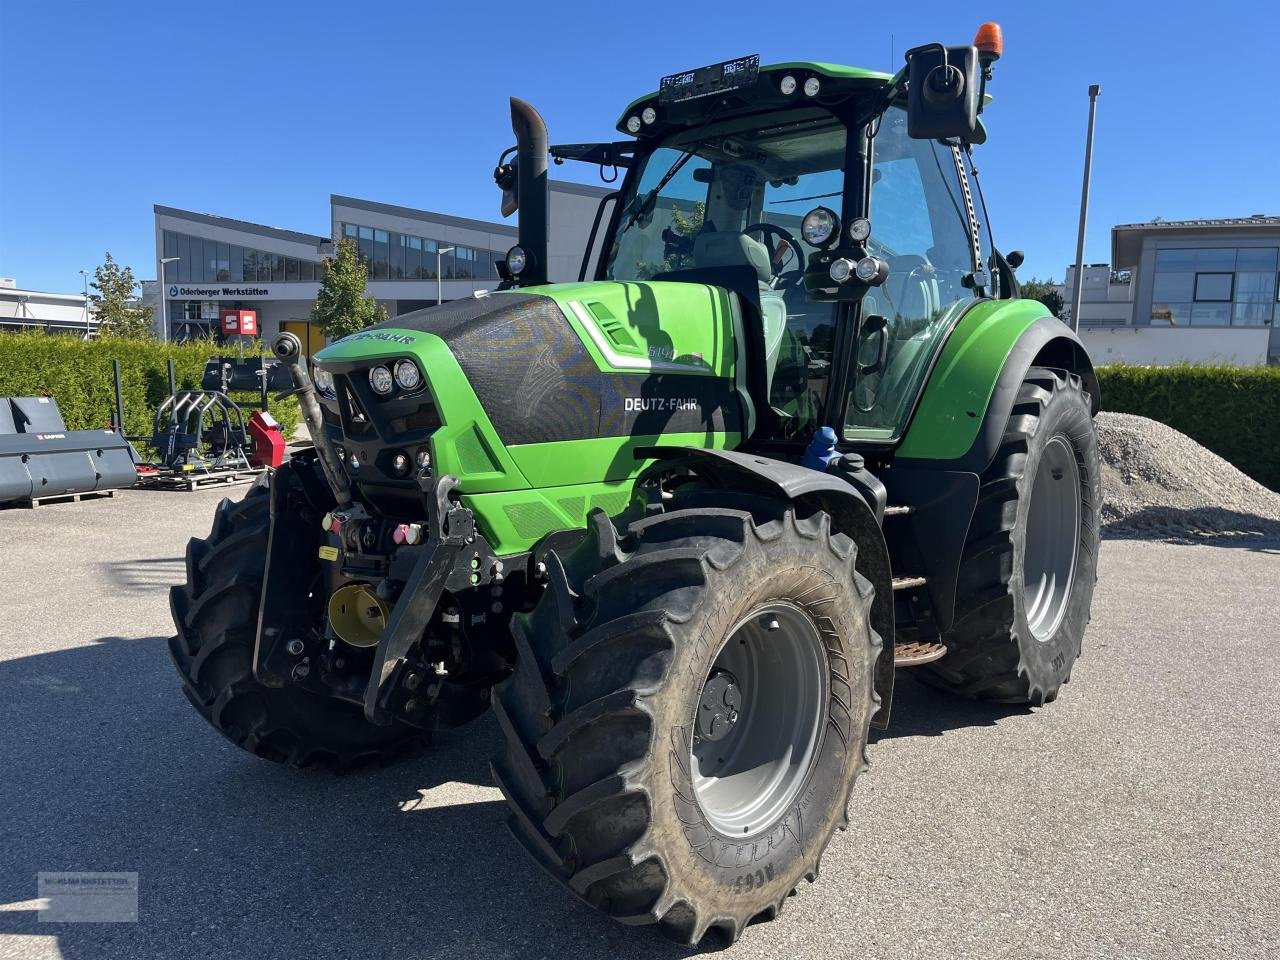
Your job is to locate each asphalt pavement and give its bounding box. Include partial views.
[1,487,1277,959]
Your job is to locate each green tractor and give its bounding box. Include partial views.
[170,22,1100,946]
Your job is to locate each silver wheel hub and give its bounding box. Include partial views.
[691,602,828,838]
[1023,434,1082,642]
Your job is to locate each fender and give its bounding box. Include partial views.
[637,446,898,728]
[896,304,1100,472]
[888,304,1101,632]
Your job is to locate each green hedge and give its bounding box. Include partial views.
[1096,362,1280,491]
[0,331,301,456]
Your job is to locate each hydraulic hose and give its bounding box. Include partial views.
[271,332,353,508]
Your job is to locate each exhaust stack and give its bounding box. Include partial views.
[510,97,549,286]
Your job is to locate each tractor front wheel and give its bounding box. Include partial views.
[490,494,880,946]
[922,366,1100,704]
[169,481,423,768]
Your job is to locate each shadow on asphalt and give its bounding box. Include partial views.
[869,673,1030,744]
[0,634,696,959]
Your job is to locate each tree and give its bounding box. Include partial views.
[310,238,386,340]
[1021,277,1066,320]
[90,253,154,339]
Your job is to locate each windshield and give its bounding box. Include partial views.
[603,113,848,440]
[605,113,846,282]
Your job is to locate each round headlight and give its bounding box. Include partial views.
[803,76,821,97]
[347,452,361,470]
[416,449,431,471]
[393,359,421,390]
[626,115,642,134]
[312,366,335,394]
[779,74,797,95]
[829,259,855,283]
[641,106,657,125]
[390,451,411,477]
[848,217,872,243]
[368,365,394,395]
[505,245,528,276]
[855,256,883,283]
[801,206,839,248]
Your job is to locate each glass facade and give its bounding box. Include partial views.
[1150,246,1279,327]
[338,222,502,281]
[163,231,322,284]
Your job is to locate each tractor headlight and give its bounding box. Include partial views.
[855,256,888,284]
[368,365,394,395]
[312,365,335,395]
[641,106,657,125]
[505,245,528,276]
[416,449,431,471]
[779,74,797,95]
[389,450,412,477]
[625,115,642,134]
[829,258,855,283]
[803,76,821,97]
[393,359,421,391]
[801,206,839,248]
[848,217,872,243]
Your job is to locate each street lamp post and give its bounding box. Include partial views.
[1070,84,1101,333]
[79,270,90,339]
[159,257,180,342]
[436,247,454,305]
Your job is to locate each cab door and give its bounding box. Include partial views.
[844,105,979,442]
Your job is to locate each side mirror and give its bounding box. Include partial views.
[494,157,519,218]
[904,43,980,141]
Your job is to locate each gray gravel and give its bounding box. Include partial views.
[2,487,1278,960]
[1098,411,1280,541]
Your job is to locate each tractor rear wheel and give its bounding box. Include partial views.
[169,480,423,768]
[490,493,880,946]
[922,366,1100,704]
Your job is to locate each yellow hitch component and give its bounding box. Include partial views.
[327,583,389,649]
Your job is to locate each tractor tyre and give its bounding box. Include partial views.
[490,493,880,946]
[922,366,1100,704]
[168,480,423,768]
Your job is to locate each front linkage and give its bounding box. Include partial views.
[254,334,526,732]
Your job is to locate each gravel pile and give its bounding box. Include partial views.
[1096,411,1280,541]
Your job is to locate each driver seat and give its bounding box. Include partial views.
[692,231,790,401]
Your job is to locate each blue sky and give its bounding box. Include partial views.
[1,1,1276,293]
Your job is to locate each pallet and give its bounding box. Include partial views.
[10,488,118,509]
[136,467,265,492]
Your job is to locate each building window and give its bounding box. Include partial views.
[1149,245,1278,327]
[162,231,320,286]
[337,223,502,281]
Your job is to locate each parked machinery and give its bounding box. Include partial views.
[0,396,136,505]
[150,390,251,472]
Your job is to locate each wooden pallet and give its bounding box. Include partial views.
[136,467,266,492]
[10,488,118,509]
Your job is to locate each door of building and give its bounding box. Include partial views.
[281,320,325,359]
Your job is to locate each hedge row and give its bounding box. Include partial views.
[1096,362,1280,491]
[0,331,301,455]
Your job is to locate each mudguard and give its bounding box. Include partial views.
[888,305,1101,632]
[637,446,898,728]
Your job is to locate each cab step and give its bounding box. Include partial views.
[893,639,948,667]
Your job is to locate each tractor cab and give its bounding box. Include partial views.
[501,35,1009,451]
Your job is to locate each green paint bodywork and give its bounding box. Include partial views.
[495,281,738,378]
[314,282,742,553]
[895,299,1052,461]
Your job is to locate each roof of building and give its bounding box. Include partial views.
[153,205,330,248]
[1112,214,1280,267]
[1114,214,1280,231]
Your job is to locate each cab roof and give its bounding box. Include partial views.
[616,61,892,135]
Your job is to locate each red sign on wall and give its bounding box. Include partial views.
[220,309,258,336]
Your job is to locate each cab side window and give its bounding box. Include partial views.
[845,107,978,440]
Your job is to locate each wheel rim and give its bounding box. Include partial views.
[1022,435,1081,642]
[690,602,828,838]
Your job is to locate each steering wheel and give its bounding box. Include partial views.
[743,222,805,288]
